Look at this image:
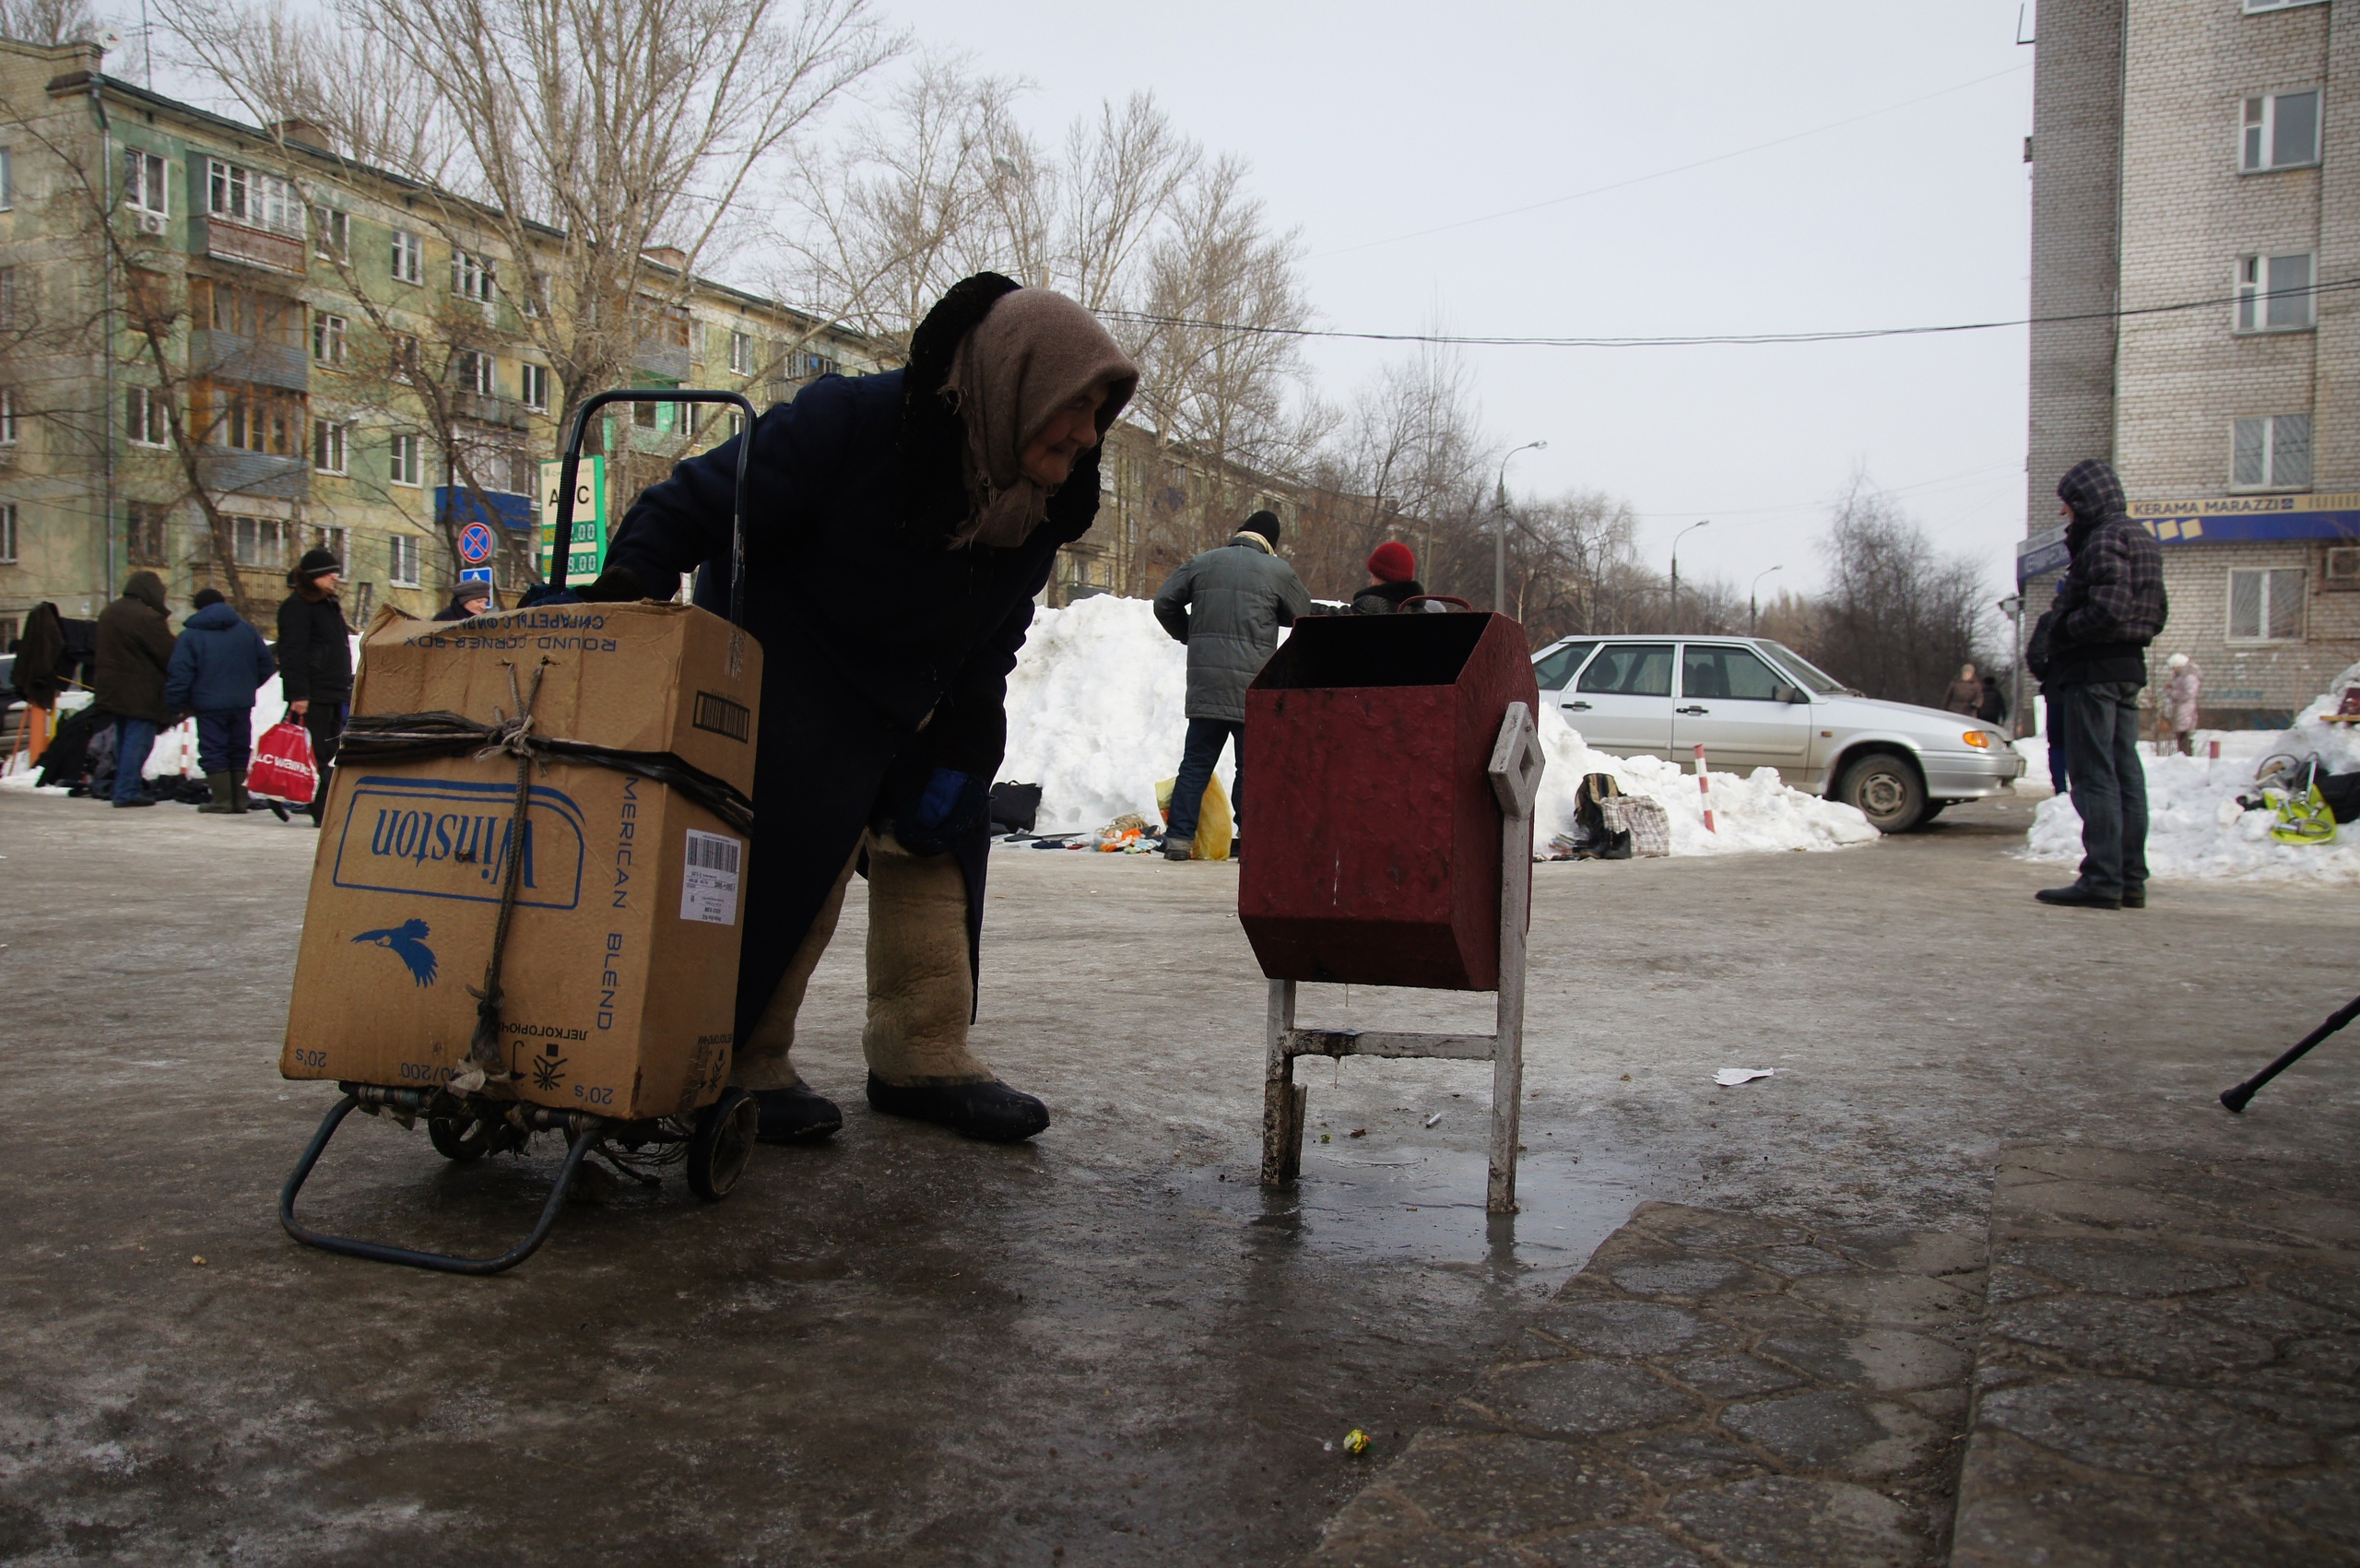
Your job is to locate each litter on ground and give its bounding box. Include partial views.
[1714,1068,1777,1086]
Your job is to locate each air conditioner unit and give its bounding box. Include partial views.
[2327,546,2360,590]
[135,210,168,236]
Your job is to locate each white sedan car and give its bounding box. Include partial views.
[1532,634,2023,832]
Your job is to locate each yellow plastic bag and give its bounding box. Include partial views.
[1154,773,1233,861]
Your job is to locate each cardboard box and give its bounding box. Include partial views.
[280,602,762,1121]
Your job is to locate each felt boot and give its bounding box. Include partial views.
[1162,836,1193,862]
[861,831,1048,1142]
[197,772,236,813]
[230,768,252,813]
[736,847,857,1142]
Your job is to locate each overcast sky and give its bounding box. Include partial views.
[874,0,2039,604]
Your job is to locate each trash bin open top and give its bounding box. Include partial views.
[1253,611,1493,693]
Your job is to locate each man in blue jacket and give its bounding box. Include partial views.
[584,275,1137,1146]
[165,587,277,814]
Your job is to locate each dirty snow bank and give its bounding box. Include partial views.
[2024,662,2360,883]
[1001,595,1875,855]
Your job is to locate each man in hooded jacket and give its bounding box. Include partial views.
[583,273,1139,1146]
[91,571,176,808]
[165,587,277,812]
[2036,458,2167,910]
[1152,509,1314,860]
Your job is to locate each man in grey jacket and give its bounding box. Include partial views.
[1153,509,1313,860]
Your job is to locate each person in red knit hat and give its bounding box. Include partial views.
[1351,540,1430,615]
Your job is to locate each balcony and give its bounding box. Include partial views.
[198,217,306,277]
[191,330,309,393]
[452,390,530,430]
[198,447,309,502]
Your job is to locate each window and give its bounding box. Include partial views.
[728,329,753,374]
[796,350,840,379]
[1682,644,1788,701]
[0,266,16,329]
[1576,643,1675,697]
[0,388,18,445]
[2242,91,2321,171]
[392,228,423,285]
[520,361,549,410]
[124,149,168,215]
[210,385,301,455]
[231,515,289,569]
[388,431,422,487]
[202,281,302,348]
[451,250,494,304]
[307,525,348,560]
[312,419,348,474]
[2228,568,2305,642]
[312,312,347,368]
[312,206,348,259]
[454,348,496,395]
[206,159,302,238]
[0,501,15,563]
[2233,414,2311,489]
[125,385,168,446]
[390,332,419,383]
[658,305,691,348]
[389,533,421,587]
[0,147,12,211]
[2236,253,2315,332]
[1531,640,1597,690]
[520,270,549,318]
[126,501,166,566]
[2243,0,2326,11]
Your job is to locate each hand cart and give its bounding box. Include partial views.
[279,388,761,1275]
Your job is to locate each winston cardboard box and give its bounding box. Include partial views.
[281,602,761,1121]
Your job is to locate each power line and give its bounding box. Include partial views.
[1310,63,2033,260]
[1098,277,2360,350]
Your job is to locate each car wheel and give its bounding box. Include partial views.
[1837,752,1927,833]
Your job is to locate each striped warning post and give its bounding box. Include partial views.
[1693,742,1716,833]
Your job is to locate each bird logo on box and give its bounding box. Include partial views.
[352,918,440,986]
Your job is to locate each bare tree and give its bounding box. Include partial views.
[163,0,898,440]
[1808,475,1991,705]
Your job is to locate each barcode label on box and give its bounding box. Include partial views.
[680,830,743,926]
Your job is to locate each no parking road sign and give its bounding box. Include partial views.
[457,521,496,565]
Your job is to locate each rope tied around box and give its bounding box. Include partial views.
[335,658,757,1075]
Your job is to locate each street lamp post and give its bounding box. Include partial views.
[1669,518,1711,628]
[1999,593,2026,737]
[1749,564,1784,637]
[1494,441,1547,617]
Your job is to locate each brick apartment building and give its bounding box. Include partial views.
[2024,0,2360,727]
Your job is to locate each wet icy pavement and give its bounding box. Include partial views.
[2,790,2355,1563]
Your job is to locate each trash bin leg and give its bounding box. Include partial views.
[1261,978,1304,1186]
[1486,702,1543,1215]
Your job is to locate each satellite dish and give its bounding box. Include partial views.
[98,26,124,49]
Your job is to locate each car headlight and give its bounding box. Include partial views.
[1962,731,1990,749]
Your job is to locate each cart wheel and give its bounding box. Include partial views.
[429,1114,498,1161]
[687,1089,758,1200]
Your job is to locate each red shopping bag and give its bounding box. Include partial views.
[248,713,318,805]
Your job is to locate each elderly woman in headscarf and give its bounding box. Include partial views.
[584,274,1139,1147]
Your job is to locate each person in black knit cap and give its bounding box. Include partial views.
[275,548,353,826]
[583,274,1138,1146]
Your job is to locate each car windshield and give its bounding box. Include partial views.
[1756,642,1857,696]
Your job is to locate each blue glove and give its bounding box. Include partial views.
[895,768,988,856]
[517,582,583,607]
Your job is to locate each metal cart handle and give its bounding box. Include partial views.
[554,390,759,630]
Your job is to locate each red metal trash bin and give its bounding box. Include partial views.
[1239,612,1540,991]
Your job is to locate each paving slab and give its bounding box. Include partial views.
[1952,1144,2360,1566]
[1303,1201,1986,1566]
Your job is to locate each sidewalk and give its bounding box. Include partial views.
[1953,1144,2360,1566]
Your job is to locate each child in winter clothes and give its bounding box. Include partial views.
[164,588,277,812]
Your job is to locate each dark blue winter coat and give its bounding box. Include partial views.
[164,601,277,714]
[603,365,1101,1039]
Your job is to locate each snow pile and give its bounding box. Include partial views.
[1001,595,1207,833]
[1529,703,1879,855]
[1001,595,1875,855]
[2024,662,2360,883]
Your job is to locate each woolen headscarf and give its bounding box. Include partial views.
[942,289,1139,548]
